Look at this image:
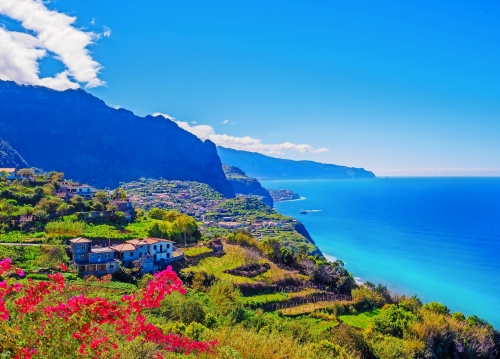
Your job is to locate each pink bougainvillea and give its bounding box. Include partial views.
[0,259,216,358]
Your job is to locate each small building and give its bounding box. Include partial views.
[208,239,224,253]
[0,168,19,180]
[112,200,133,212]
[62,183,97,199]
[69,237,120,275]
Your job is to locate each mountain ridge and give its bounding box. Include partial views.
[0,80,235,197]
[217,146,376,180]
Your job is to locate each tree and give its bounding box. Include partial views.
[112,188,127,201]
[70,195,87,212]
[93,190,109,204]
[17,168,35,180]
[56,202,72,216]
[148,208,165,220]
[48,171,64,182]
[174,214,198,245]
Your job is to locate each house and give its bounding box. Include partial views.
[69,237,120,275]
[112,200,133,212]
[0,168,19,180]
[208,239,224,253]
[142,238,175,262]
[111,238,176,272]
[61,183,97,199]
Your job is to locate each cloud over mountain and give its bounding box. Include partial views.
[153,114,328,155]
[0,0,104,90]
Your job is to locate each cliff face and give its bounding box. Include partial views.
[0,140,29,169]
[218,146,376,180]
[222,164,274,207]
[0,81,234,197]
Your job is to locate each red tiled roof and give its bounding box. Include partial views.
[110,243,136,252]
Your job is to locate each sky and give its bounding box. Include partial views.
[1,0,500,176]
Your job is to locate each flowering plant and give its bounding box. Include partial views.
[0,258,216,358]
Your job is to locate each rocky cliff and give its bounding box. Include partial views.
[0,81,235,197]
[218,146,376,180]
[222,164,274,207]
[0,139,29,169]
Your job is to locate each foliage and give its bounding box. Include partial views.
[0,259,216,358]
[45,220,86,238]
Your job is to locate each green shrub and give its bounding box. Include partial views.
[184,322,210,341]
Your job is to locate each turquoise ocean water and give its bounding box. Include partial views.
[261,178,500,327]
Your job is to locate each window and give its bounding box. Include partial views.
[153,245,157,250]
[78,266,85,272]
[79,254,85,260]
[167,253,170,258]
[105,254,111,259]
[80,245,86,250]
[130,252,133,257]
[97,264,106,271]
[167,244,170,249]
[109,264,114,270]
[139,253,143,258]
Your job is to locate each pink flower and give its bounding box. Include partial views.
[59,263,68,272]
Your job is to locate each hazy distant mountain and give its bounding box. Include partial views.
[217,147,375,180]
[0,139,29,169]
[222,164,273,207]
[0,81,235,197]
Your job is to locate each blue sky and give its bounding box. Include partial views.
[1,0,500,176]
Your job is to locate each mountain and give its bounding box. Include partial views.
[217,147,375,180]
[222,164,273,207]
[0,81,235,198]
[0,139,29,168]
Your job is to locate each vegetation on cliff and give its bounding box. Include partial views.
[222,164,274,207]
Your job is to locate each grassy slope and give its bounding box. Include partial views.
[339,308,382,329]
[182,243,306,285]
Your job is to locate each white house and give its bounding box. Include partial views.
[62,183,97,199]
[0,168,19,180]
[143,238,175,262]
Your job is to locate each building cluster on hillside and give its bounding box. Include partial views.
[69,237,184,276]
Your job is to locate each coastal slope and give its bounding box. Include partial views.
[218,146,375,180]
[222,164,274,207]
[0,81,235,198]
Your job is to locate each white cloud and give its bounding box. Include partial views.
[102,26,112,38]
[222,119,229,124]
[153,113,328,155]
[152,112,175,120]
[0,0,105,90]
[191,121,197,124]
[91,18,95,25]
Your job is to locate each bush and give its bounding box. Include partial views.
[352,286,386,310]
[180,297,206,325]
[185,322,211,341]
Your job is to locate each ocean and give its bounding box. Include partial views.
[261,177,500,327]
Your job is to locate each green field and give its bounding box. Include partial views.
[338,308,381,329]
